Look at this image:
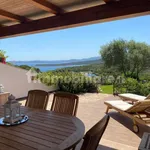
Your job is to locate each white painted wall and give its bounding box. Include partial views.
[0,63,57,98]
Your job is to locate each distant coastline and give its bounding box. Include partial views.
[9,57,101,72]
[35,59,101,67]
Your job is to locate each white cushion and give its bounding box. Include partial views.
[119,93,146,101]
[105,100,133,111]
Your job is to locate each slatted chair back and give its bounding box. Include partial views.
[51,92,79,116]
[25,90,49,110]
[80,115,110,150]
[126,99,150,113]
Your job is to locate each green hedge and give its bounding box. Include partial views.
[114,78,150,96]
[37,71,98,94]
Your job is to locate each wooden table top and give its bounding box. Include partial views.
[0,106,85,150]
[138,132,150,150]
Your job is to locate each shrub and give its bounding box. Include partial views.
[140,74,150,82]
[38,71,98,94]
[125,78,139,93]
[114,77,150,96]
[19,65,41,73]
[136,82,150,96]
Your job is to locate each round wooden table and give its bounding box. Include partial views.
[0,106,85,150]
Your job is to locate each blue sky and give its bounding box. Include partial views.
[0,15,150,61]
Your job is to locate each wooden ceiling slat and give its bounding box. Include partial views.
[0,9,30,23]
[25,0,65,14]
[0,0,149,38]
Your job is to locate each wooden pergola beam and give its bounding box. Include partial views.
[25,0,64,14]
[103,0,120,4]
[0,9,30,23]
[103,0,112,3]
[0,0,149,39]
[0,24,4,27]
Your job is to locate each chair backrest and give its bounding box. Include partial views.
[51,92,79,116]
[25,90,49,110]
[80,115,110,150]
[126,99,150,113]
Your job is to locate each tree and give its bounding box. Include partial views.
[100,67,121,93]
[0,50,8,58]
[19,65,41,73]
[100,39,150,80]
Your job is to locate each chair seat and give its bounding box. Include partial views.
[105,100,133,111]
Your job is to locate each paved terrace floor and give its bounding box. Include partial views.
[20,93,150,150]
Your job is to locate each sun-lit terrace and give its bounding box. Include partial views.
[0,0,150,150]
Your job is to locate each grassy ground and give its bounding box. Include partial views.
[100,85,113,94]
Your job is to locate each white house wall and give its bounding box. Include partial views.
[0,63,57,98]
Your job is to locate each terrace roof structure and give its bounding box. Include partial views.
[0,0,150,39]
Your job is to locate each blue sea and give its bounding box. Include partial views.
[11,61,81,72]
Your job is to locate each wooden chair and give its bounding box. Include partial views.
[51,92,79,116]
[105,99,150,133]
[25,90,49,110]
[65,115,110,150]
[145,94,150,99]
[80,115,110,150]
[118,93,149,103]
